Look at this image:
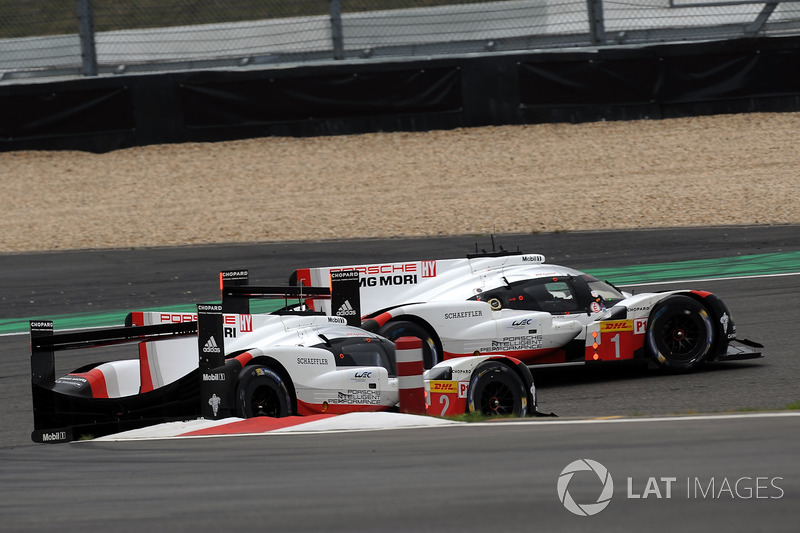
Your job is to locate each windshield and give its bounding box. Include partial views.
[582,276,625,306]
[316,337,397,377]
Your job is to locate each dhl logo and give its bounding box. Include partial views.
[429,380,458,393]
[600,320,633,332]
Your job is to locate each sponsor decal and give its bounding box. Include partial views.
[720,312,730,333]
[30,321,53,329]
[40,431,68,442]
[239,314,253,333]
[336,300,357,316]
[202,373,226,381]
[202,336,221,353]
[483,335,543,352]
[336,389,381,405]
[360,274,418,287]
[55,376,88,388]
[521,254,545,262]
[221,270,248,279]
[297,357,328,365]
[160,313,197,323]
[332,264,417,276]
[429,380,458,394]
[421,260,437,278]
[327,316,347,324]
[331,270,359,281]
[627,306,651,313]
[444,310,484,320]
[208,393,221,417]
[197,304,223,312]
[600,320,633,332]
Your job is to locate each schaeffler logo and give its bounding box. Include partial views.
[557,459,614,516]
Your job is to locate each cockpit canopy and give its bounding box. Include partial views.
[469,274,625,315]
[314,336,397,376]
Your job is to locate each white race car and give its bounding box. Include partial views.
[29,272,537,443]
[292,250,763,371]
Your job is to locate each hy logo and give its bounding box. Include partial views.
[336,300,357,316]
[203,336,221,353]
[557,459,614,516]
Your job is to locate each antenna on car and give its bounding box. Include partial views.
[467,236,526,259]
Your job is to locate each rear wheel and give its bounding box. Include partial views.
[377,320,441,369]
[646,295,714,372]
[467,361,528,417]
[235,366,292,418]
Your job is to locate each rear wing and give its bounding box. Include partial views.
[30,319,198,443]
[30,321,198,388]
[219,269,362,326]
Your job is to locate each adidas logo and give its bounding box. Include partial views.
[336,300,357,316]
[202,336,222,353]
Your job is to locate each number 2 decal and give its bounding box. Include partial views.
[439,394,450,416]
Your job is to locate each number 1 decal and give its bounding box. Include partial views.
[611,334,621,358]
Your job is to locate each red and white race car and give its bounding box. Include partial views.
[29,271,537,443]
[292,250,763,371]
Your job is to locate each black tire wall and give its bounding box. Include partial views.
[2,35,799,153]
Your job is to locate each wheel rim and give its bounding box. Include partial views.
[656,311,704,362]
[479,381,516,415]
[250,385,282,417]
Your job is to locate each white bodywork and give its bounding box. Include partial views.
[124,311,531,415]
[293,254,736,366]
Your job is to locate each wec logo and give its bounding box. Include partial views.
[557,459,614,516]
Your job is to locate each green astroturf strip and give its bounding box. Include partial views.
[3,251,799,335]
[584,251,800,285]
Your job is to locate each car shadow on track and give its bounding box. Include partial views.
[531,360,765,389]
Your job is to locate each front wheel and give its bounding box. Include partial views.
[235,366,292,418]
[467,361,528,417]
[646,295,714,372]
[377,320,441,369]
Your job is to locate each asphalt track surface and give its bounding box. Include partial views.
[1,225,799,531]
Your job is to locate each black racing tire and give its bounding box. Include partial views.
[235,365,292,418]
[646,295,714,372]
[467,361,528,417]
[377,320,441,369]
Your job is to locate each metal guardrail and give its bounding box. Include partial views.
[1,0,799,82]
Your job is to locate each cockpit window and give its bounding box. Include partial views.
[471,277,581,314]
[582,276,625,306]
[316,338,396,377]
